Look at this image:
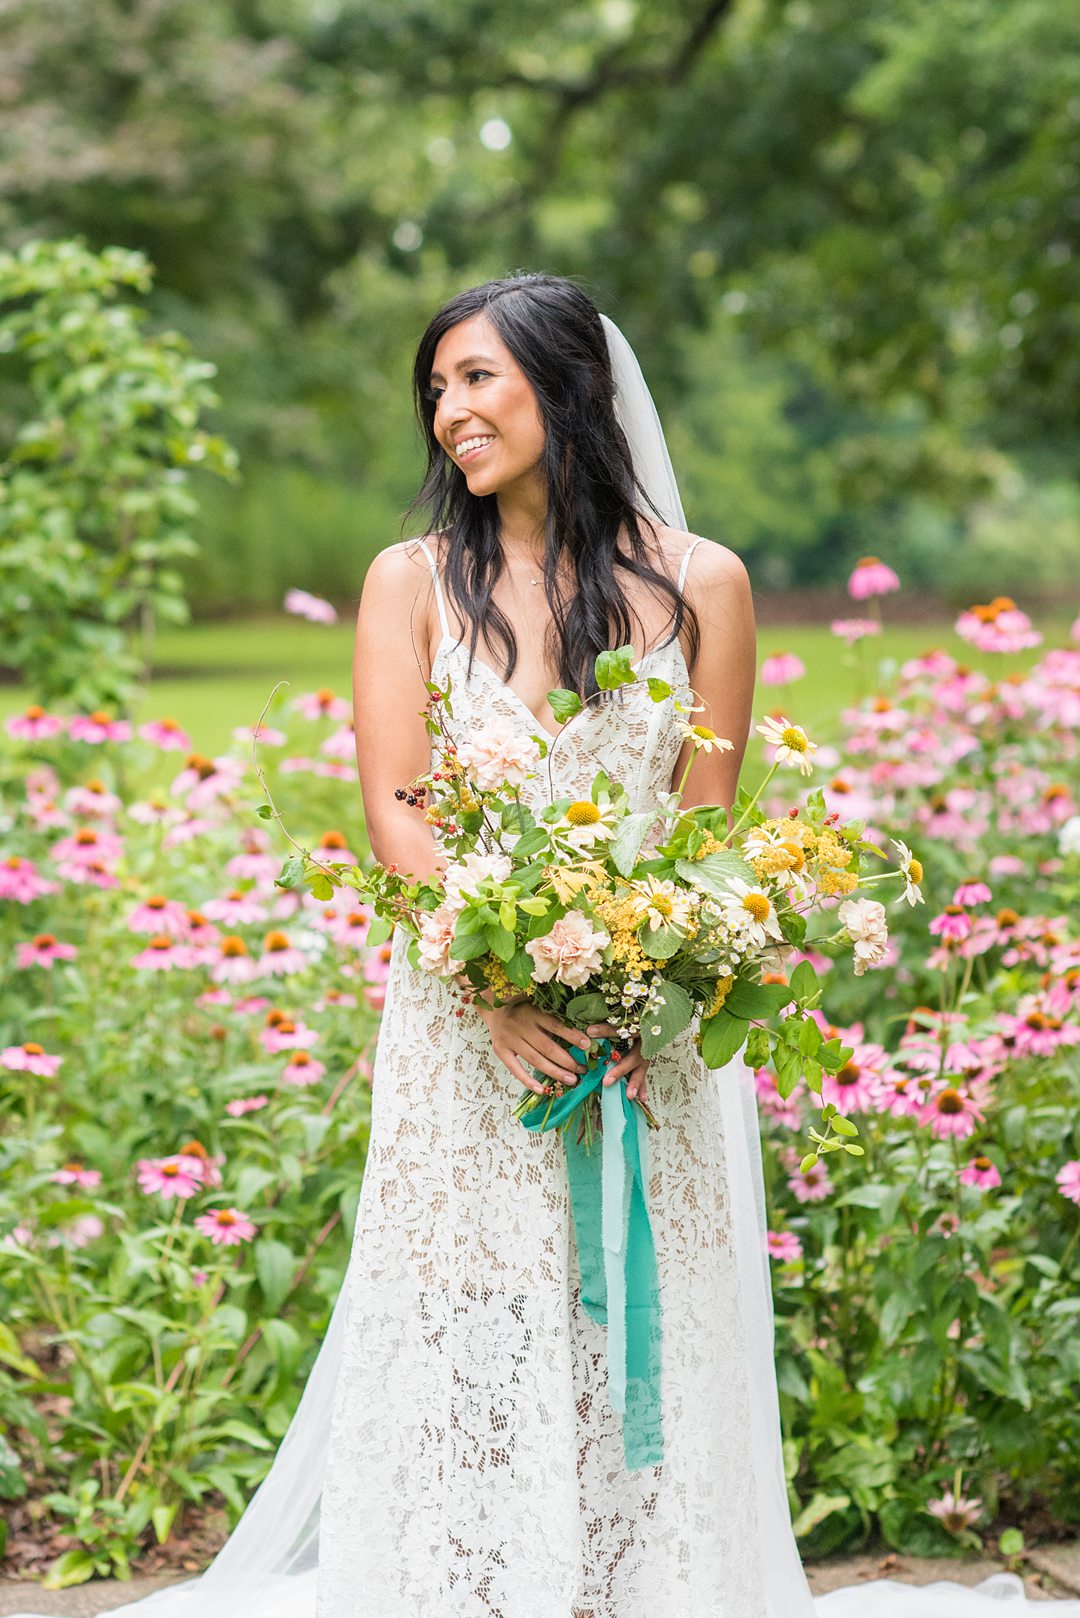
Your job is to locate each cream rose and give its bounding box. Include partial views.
[443,851,513,912]
[525,910,609,989]
[837,896,889,976]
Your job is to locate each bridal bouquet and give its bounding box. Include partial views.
[266,643,921,1171]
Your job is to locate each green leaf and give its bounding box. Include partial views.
[510,826,549,859]
[566,992,610,1023]
[310,872,335,902]
[450,917,488,960]
[547,688,583,724]
[646,677,672,702]
[254,1239,296,1314]
[0,1323,41,1379]
[792,1492,851,1540]
[723,979,792,1018]
[486,923,516,962]
[365,915,392,948]
[255,804,274,820]
[788,959,817,1002]
[594,644,636,690]
[505,949,535,990]
[42,1550,98,1590]
[831,1115,859,1138]
[275,855,305,891]
[639,980,694,1058]
[610,810,659,878]
[799,1152,818,1174]
[638,920,681,960]
[151,1502,179,1544]
[700,1010,749,1069]
[674,851,756,896]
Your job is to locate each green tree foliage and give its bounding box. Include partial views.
[0,240,237,705]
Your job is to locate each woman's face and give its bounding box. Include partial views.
[428,313,546,501]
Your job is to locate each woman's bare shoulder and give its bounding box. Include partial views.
[645,523,749,592]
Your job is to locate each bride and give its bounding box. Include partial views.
[11,274,1076,1617]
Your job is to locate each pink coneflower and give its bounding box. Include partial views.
[68,710,133,744]
[136,1155,203,1200]
[51,1162,102,1188]
[928,906,973,944]
[194,1207,257,1246]
[132,935,194,972]
[63,1214,105,1249]
[848,557,900,600]
[257,930,308,977]
[259,1015,319,1053]
[26,795,68,830]
[281,1051,326,1087]
[50,826,124,866]
[314,830,358,866]
[127,895,191,936]
[226,852,278,884]
[225,1094,269,1117]
[234,995,271,1016]
[233,722,287,747]
[128,796,182,827]
[316,762,354,781]
[919,1085,985,1139]
[197,987,233,1008]
[873,1071,923,1119]
[760,652,806,686]
[958,1156,1001,1191]
[1055,1160,1080,1205]
[311,989,357,1013]
[334,908,373,948]
[820,1043,889,1114]
[170,753,245,810]
[210,936,259,985]
[292,688,350,721]
[138,716,192,752]
[203,890,268,926]
[953,881,991,907]
[997,998,1080,1059]
[788,1161,834,1203]
[1,1041,61,1076]
[284,587,337,624]
[184,910,219,947]
[64,779,122,818]
[767,1230,803,1263]
[176,1139,223,1189]
[55,856,121,890]
[5,704,65,741]
[16,934,77,969]
[955,598,1041,654]
[0,856,59,903]
[319,722,356,761]
[831,618,882,645]
[927,1489,983,1533]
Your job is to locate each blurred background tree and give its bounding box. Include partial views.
[1,0,1077,613]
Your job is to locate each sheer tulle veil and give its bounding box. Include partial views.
[9,317,1077,1618]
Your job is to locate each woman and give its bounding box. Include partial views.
[12,275,1072,1618]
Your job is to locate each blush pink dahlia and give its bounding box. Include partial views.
[525,911,609,989]
[417,904,465,975]
[457,718,542,791]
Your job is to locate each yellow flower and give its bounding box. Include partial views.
[704,974,734,1018]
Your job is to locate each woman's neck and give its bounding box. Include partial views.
[495,476,548,567]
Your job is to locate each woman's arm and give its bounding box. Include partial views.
[353,543,444,884]
[671,542,757,811]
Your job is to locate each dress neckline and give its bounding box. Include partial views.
[433,632,688,745]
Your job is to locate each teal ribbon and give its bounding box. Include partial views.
[519,1040,663,1470]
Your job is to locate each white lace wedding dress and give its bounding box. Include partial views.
[10,539,1077,1617]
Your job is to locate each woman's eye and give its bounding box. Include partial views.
[466,369,491,383]
[425,385,444,403]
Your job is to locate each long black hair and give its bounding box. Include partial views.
[407,272,699,699]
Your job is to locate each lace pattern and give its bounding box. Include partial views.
[315,631,767,1617]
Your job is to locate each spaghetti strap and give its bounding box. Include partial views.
[676,535,706,596]
[414,536,451,640]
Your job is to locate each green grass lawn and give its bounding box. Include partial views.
[0,611,1074,758]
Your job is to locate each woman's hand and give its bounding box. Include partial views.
[477,1001,593,1096]
[586,1022,651,1105]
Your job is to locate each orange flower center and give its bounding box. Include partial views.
[936,1089,964,1114]
[25,705,44,720]
[221,936,249,957]
[33,934,57,948]
[23,1042,45,1056]
[319,830,348,849]
[264,931,290,951]
[149,936,173,950]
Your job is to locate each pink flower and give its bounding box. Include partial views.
[955,598,1041,654]
[929,906,973,944]
[68,711,132,744]
[64,781,122,818]
[319,725,355,760]
[760,652,805,686]
[137,1156,203,1200]
[919,1085,985,1139]
[847,557,900,600]
[203,890,269,926]
[1056,1160,1080,1205]
[225,1095,269,1117]
[525,911,609,989]
[284,587,337,624]
[259,1017,319,1053]
[417,904,464,975]
[211,937,259,985]
[132,936,195,971]
[443,851,513,910]
[138,716,192,751]
[5,705,65,741]
[51,1163,102,1188]
[194,1207,257,1246]
[171,754,245,810]
[292,688,350,721]
[234,722,287,747]
[820,1042,890,1113]
[50,826,124,866]
[952,881,991,907]
[831,618,881,645]
[127,895,191,936]
[282,1051,326,1087]
[927,1489,983,1533]
[64,1214,104,1249]
[0,856,59,903]
[788,1161,833,1203]
[457,719,542,791]
[767,1230,803,1263]
[256,931,309,977]
[1,1041,61,1076]
[16,934,77,969]
[958,1156,1001,1191]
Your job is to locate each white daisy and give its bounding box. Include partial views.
[891,838,925,907]
[755,715,818,776]
[718,877,786,949]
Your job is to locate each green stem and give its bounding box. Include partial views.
[724,761,780,844]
